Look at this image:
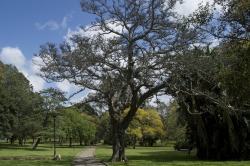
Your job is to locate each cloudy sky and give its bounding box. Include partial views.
[0,0,213,102]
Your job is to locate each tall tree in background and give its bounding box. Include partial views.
[62,107,96,147]
[96,111,113,145]
[165,100,186,142]
[0,61,17,139]
[210,0,250,105]
[35,0,202,161]
[32,88,67,149]
[169,0,250,160]
[0,61,42,144]
[166,43,250,160]
[74,102,98,116]
[0,62,10,137]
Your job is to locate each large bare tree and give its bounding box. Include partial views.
[35,0,200,161]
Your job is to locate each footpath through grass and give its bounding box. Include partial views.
[0,140,85,166]
[96,145,250,166]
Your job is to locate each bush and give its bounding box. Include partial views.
[174,138,190,150]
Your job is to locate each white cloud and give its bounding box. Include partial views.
[64,27,84,43]
[1,39,79,92]
[31,56,44,74]
[175,0,214,16]
[0,47,46,92]
[56,80,79,93]
[35,20,59,31]
[35,13,72,31]
[27,75,46,92]
[28,56,46,92]
[150,94,172,106]
[61,14,72,28]
[0,47,26,69]
[64,19,125,44]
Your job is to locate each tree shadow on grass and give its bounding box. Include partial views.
[0,143,83,151]
[0,145,49,151]
[127,150,197,163]
[56,145,86,149]
[0,156,74,166]
[99,146,198,164]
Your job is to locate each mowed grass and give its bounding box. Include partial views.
[96,145,250,166]
[0,140,85,166]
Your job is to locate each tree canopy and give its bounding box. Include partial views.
[0,61,43,144]
[62,107,96,147]
[162,0,250,157]
[35,0,200,161]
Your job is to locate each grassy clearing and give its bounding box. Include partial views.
[0,140,85,166]
[96,145,250,166]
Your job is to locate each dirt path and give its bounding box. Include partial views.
[72,147,106,166]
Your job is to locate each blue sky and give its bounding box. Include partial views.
[0,0,95,102]
[0,0,215,103]
[0,0,90,56]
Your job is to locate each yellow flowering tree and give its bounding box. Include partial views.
[124,108,166,148]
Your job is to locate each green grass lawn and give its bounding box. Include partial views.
[96,145,250,166]
[0,140,85,166]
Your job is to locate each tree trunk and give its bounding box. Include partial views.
[109,121,128,162]
[80,138,83,146]
[10,136,16,144]
[18,138,23,146]
[59,138,63,146]
[133,135,136,149]
[32,113,49,149]
[33,138,41,149]
[69,138,72,147]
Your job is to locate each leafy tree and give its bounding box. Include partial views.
[165,100,186,141]
[217,42,250,105]
[32,88,67,149]
[0,61,42,145]
[62,107,96,147]
[96,112,112,145]
[74,103,98,116]
[164,100,191,151]
[183,0,248,43]
[62,108,77,147]
[156,101,168,129]
[214,0,250,41]
[13,92,43,145]
[67,104,100,144]
[124,108,165,148]
[168,0,250,160]
[35,0,200,161]
[166,44,250,160]
[79,111,99,144]
[165,46,222,159]
[0,62,17,139]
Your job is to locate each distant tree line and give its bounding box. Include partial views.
[0,62,97,147]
